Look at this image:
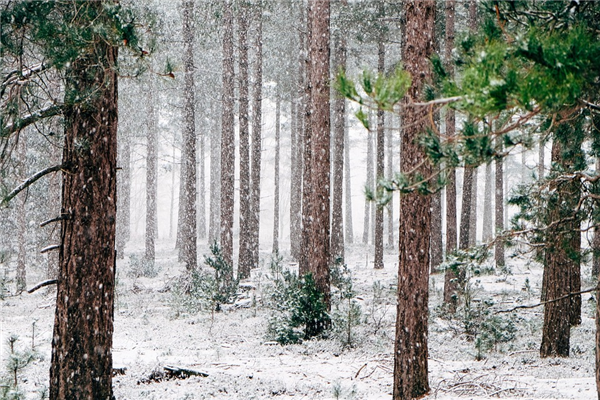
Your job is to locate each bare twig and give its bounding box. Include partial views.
[496,286,597,314]
[40,245,60,254]
[40,214,69,227]
[27,279,58,294]
[1,164,64,207]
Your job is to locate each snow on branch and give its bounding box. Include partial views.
[1,164,64,207]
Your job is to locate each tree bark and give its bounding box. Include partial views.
[144,82,157,266]
[374,39,385,270]
[393,1,435,398]
[386,115,394,248]
[16,131,27,293]
[344,113,354,245]
[50,12,118,398]
[209,103,221,244]
[116,129,131,259]
[300,2,312,277]
[238,3,252,279]
[306,0,331,313]
[273,94,281,254]
[459,167,473,250]
[469,167,478,246]
[250,5,263,270]
[330,34,346,262]
[482,162,493,242]
[363,128,373,245]
[180,0,198,271]
[198,107,207,241]
[495,147,505,268]
[220,0,236,268]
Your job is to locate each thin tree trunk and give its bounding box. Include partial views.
[330,34,346,262]
[209,103,221,244]
[250,5,264,270]
[169,133,177,239]
[469,167,478,246]
[116,130,131,259]
[539,140,545,180]
[16,132,27,293]
[144,84,157,265]
[300,2,312,277]
[386,115,394,247]
[374,39,385,270]
[290,96,301,259]
[50,17,118,397]
[180,0,198,270]
[593,158,600,278]
[220,0,236,268]
[198,110,207,241]
[393,1,434,397]
[495,145,505,268]
[442,0,458,311]
[273,94,281,254]
[344,114,354,245]
[482,162,493,242]
[305,0,331,314]
[363,129,373,245]
[459,166,473,250]
[238,3,252,278]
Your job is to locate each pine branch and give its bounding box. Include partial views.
[496,286,598,314]
[1,63,49,97]
[1,164,64,207]
[1,104,63,137]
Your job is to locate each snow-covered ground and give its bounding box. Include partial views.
[1,240,596,399]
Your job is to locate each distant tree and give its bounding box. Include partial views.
[145,81,158,266]
[272,92,281,254]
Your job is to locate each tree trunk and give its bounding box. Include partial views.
[330,34,346,262]
[290,96,302,259]
[250,5,264,270]
[220,0,236,268]
[273,94,281,254]
[469,167,478,246]
[393,1,435,398]
[442,0,458,311]
[50,19,118,399]
[300,2,312,277]
[344,113,354,245]
[144,83,157,266]
[374,39,385,270]
[538,140,545,180]
[198,108,207,241]
[180,0,198,271]
[495,147,505,268]
[594,159,600,278]
[363,129,373,245]
[306,0,331,314]
[459,167,473,250]
[209,103,221,244]
[386,115,394,248]
[16,132,27,293]
[169,133,177,240]
[540,139,578,357]
[482,162,493,242]
[116,130,131,259]
[238,3,252,279]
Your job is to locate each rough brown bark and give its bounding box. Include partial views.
[306,0,331,312]
[180,0,198,270]
[330,34,346,262]
[238,3,252,279]
[50,14,118,399]
[393,1,435,398]
[374,38,385,270]
[250,5,263,270]
[220,0,235,268]
[16,131,27,293]
[144,83,157,265]
[540,140,574,357]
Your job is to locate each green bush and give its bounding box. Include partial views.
[267,271,330,344]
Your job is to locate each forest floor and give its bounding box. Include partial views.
[1,240,596,399]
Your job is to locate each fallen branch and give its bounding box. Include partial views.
[1,164,64,207]
[354,363,368,379]
[496,286,597,314]
[27,279,58,294]
[163,365,209,378]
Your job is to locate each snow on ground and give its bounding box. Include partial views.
[1,240,596,399]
